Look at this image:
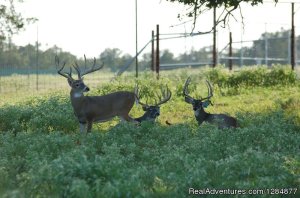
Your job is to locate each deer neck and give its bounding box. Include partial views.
[195,108,210,125]
[70,90,85,112]
[70,89,84,99]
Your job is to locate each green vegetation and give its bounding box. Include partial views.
[0,66,300,197]
[0,0,36,41]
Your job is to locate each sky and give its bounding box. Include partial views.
[12,0,300,58]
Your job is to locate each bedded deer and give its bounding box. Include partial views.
[183,77,237,129]
[134,85,171,123]
[56,55,136,133]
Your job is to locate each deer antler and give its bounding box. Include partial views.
[155,85,172,106]
[73,55,104,79]
[135,85,171,108]
[73,62,81,80]
[201,80,213,101]
[183,77,195,101]
[55,55,73,79]
[135,84,149,108]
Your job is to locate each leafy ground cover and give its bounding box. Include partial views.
[0,66,299,197]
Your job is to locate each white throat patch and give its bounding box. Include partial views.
[73,93,83,98]
[194,109,200,117]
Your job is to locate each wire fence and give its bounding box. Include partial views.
[0,68,114,95]
[1,25,300,94]
[219,35,299,67]
[0,33,299,94]
[158,33,299,70]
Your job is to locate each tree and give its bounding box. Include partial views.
[0,0,36,41]
[165,0,278,31]
[160,49,176,64]
[99,48,133,72]
[220,29,300,66]
[178,47,211,64]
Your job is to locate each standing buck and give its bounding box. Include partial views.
[56,55,136,133]
[183,77,237,128]
[134,85,171,123]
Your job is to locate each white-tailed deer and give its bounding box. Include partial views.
[56,55,136,133]
[134,85,171,123]
[183,77,237,129]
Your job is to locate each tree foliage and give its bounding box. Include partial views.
[167,0,276,8]
[226,30,300,66]
[99,48,133,72]
[0,0,36,41]
[166,0,278,31]
[0,42,76,73]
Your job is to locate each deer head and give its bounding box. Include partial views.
[56,55,104,97]
[183,77,237,128]
[183,77,213,113]
[134,85,172,123]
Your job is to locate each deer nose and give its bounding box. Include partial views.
[85,87,90,92]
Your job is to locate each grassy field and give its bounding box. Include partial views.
[0,70,114,99]
[0,66,299,197]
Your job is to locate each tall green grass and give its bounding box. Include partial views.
[0,66,299,197]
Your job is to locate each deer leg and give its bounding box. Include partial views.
[119,117,126,123]
[87,121,93,133]
[121,114,140,125]
[121,114,135,122]
[79,122,86,134]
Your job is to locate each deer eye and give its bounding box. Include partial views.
[75,84,80,87]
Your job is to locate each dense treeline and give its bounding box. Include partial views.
[0,43,76,72]
[0,29,299,73]
[231,30,300,66]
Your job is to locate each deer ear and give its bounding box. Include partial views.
[142,106,149,111]
[185,97,193,104]
[67,78,73,86]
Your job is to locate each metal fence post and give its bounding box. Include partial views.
[156,24,160,79]
[291,3,295,70]
[229,32,233,71]
[212,7,217,67]
[151,30,155,71]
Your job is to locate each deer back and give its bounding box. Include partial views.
[71,91,135,122]
[205,113,237,129]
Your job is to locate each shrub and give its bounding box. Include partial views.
[205,66,297,94]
